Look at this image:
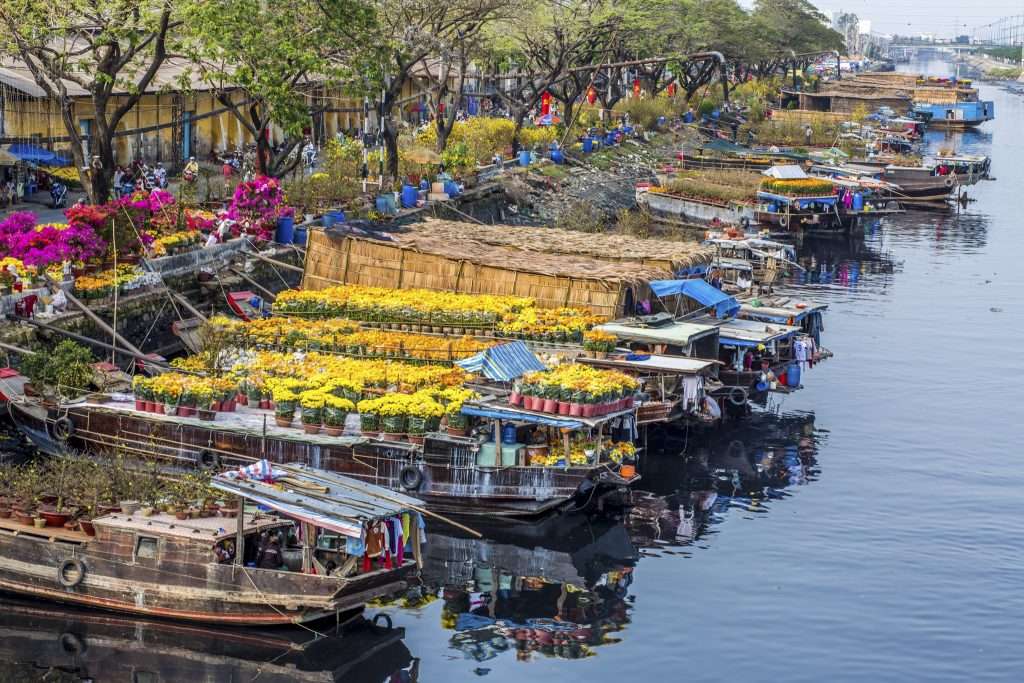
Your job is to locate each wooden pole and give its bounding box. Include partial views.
[235,494,245,566]
[230,268,277,302]
[169,291,207,321]
[248,251,304,273]
[60,285,149,358]
[12,315,176,373]
[412,520,423,569]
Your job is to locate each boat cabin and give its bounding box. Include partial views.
[737,297,828,346]
[596,317,720,359]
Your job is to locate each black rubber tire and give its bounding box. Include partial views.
[371,613,393,634]
[197,449,221,470]
[727,386,748,407]
[740,217,750,229]
[57,558,86,588]
[53,417,74,441]
[399,465,423,491]
[943,176,954,188]
[778,215,789,229]
[59,632,87,655]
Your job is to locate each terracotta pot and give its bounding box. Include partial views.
[198,409,215,421]
[542,398,557,414]
[79,520,96,536]
[324,426,344,437]
[211,400,222,412]
[236,393,248,406]
[626,396,635,408]
[260,399,271,409]
[582,404,596,418]
[446,426,468,437]
[224,399,236,412]
[220,507,239,518]
[135,399,145,411]
[619,464,636,478]
[569,403,583,417]
[408,434,426,446]
[0,507,10,519]
[274,416,293,428]
[509,391,523,407]
[40,510,71,527]
[303,424,321,435]
[361,430,380,439]
[14,509,34,528]
[179,406,196,417]
[120,500,140,515]
[557,401,571,416]
[381,432,406,442]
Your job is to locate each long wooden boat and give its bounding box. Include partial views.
[10,395,638,518]
[636,185,756,227]
[0,465,419,624]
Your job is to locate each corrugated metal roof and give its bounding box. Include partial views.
[455,341,547,382]
[597,321,718,347]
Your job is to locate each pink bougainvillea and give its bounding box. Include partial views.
[0,211,106,267]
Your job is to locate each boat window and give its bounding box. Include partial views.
[135,536,158,560]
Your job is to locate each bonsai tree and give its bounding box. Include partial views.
[73,459,108,520]
[40,457,79,513]
[11,463,43,511]
[21,340,96,400]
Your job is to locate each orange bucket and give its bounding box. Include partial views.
[620,464,636,478]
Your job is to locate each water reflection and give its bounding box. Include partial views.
[788,231,901,289]
[0,597,416,683]
[422,515,638,663]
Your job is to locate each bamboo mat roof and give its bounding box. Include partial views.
[389,218,713,272]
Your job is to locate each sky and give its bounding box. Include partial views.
[809,1,1024,37]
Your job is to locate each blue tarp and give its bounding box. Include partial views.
[5,143,70,166]
[757,191,837,206]
[460,404,584,429]
[455,341,546,382]
[650,279,740,318]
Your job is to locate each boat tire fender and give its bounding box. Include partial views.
[727,386,748,407]
[59,632,87,655]
[53,417,74,441]
[371,613,393,634]
[57,558,86,588]
[944,176,954,188]
[778,215,789,229]
[740,217,750,230]
[198,449,221,470]
[399,465,423,491]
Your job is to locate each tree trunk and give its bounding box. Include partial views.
[383,116,399,181]
[255,129,271,177]
[510,109,528,155]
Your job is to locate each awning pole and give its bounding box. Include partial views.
[235,495,245,566]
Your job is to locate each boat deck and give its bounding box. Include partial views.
[0,516,89,543]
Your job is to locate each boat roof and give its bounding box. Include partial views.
[688,315,801,346]
[577,354,718,375]
[597,320,719,347]
[212,464,421,539]
[92,511,287,542]
[739,298,828,322]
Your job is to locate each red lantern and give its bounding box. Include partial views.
[667,82,676,97]
[587,86,597,105]
[632,79,641,96]
[541,91,551,115]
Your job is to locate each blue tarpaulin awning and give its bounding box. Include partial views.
[650,279,740,318]
[455,341,546,381]
[4,143,70,166]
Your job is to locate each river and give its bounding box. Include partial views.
[4,58,1021,681]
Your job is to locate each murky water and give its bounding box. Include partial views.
[5,58,1023,681]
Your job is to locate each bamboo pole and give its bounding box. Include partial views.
[12,315,177,373]
[248,251,304,273]
[169,291,207,321]
[60,285,148,358]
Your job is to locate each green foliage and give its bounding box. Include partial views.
[21,341,95,400]
[613,96,679,128]
[554,201,608,233]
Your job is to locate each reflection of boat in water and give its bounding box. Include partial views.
[629,411,822,547]
[420,514,639,662]
[0,597,416,683]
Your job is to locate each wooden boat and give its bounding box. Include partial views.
[0,464,419,625]
[10,393,638,518]
[635,184,756,228]
[0,597,414,683]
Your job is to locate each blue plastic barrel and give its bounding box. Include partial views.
[321,212,337,228]
[275,215,294,244]
[550,148,563,164]
[787,363,801,387]
[293,226,307,246]
[401,184,418,208]
[501,423,517,444]
[582,137,593,153]
[375,194,396,214]
[518,150,531,166]
[852,192,864,211]
[443,180,460,197]
[419,178,430,191]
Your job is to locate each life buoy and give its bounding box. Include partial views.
[727,386,748,407]
[778,214,790,229]
[57,558,86,588]
[371,613,394,634]
[53,417,74,441]
[197,449,221,470]
[398,465,423,491]
[59,632,87,655]
[943,176,954,188]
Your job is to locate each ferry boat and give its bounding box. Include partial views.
[914,100,994,128]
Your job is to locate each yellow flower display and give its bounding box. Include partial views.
[151,230,201,257]
[522,365,638,399]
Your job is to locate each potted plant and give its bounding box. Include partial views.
[74,459,106,536]
[557,387,572,416]
[20,340,96,403]
[37,458,78,527]
[541,385,559,414]
[11,464,42,526]
[407,394,444,446]
[583,329,617,360]
[323,395,354,437]
[272,386,299,427]
[299,390,325,435]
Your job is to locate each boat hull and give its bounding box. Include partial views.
[639,190,756,227]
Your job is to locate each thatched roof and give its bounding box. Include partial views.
[389,218,713,273]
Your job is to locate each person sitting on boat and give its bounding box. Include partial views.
[256,533,285,570]
[213,539,235,564]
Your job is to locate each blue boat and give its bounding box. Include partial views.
[913,100,994,128]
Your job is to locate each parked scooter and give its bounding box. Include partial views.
[50,182,67,209]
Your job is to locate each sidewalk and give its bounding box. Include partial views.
[0,189,89,223]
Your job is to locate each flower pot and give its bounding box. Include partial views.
[0,507,10,519]
[382,432,406,442]
[408,434,426,446]
[509,391,523,406]
[362,430,381,439]
[220,507,239,518]
[619,464,636,478]
[211,400,222,412]
[174,510,189,520]
[179,406,196,417]
[260,399,271,409]
[79,520,96,536]
[163,403,178,416]
[557,401,571,416]
[626,396,635,408]
[141,506,155,517]
[135,399,146,411]
[303,424,322,435]
[14,510,34,526]
[569,403,583,417]
[446,426,467,437]
[274,417,293,428]
[40,510,71,527]
[542,398,557,414]
[33,517,48,529]
[236,393,248,406]
[120,500,140,515]
[325,426,344,437]
[582,404,596,418]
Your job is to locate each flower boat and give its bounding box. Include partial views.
[0,461,420,625]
